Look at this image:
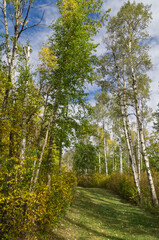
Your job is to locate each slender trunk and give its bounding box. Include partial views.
[129,40,158,206]
[3,0,20,157]
[98,151,101,174]
[32,113,53,190]
[98,127,101,174]
[20,47,31,162]
[9,129,15,158]
[2,0,12,107]
[112,143,115,172]
[3,0,11,67]
[127,152,130,169]
[36,87,50,148]
[20,131,26,162]
[137,128,141,180]
[46,133,54,187]
[47,173,51,190]
[119,134,123,174]
[104,137,108,175]
[119,63,141,199]
[112,51,141,199]
[32,82,61,190]
[121,90,141,198]
[141,155,143,171]
[103,120,108,175]
[59,141,62,174]
[29,158,37,192]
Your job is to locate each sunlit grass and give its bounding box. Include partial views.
[43,187,159,240]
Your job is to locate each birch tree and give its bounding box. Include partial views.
[100,1,158,205]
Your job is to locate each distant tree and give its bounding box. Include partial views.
[153,104,159,132]
[73,141,98,175]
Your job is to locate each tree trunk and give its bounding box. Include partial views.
[112,143,115,172]
[137,128,141,180]
[98,151,101,174]
[103,120,108,175]
[115,60,141,199]
[46,133,54,188]
[129,40,158,206]
[112,51,141,199]
[32,113,53,190]
[127,152,130,169]
[98,127,101,174]
[120,92,141,199]
[59,141,62,174]
[119,134,123,174]
[20,46,31,163]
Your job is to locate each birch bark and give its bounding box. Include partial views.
[119,134,123,174]
[129,40,158,205]
[103,120,108,175]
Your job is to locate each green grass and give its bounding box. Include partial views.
[45,187,159,240]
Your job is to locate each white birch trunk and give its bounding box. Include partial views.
[112,143,115,172]
[20,46,31,162]
[119,134,123,174]
[129,40,158,205]
[137,128,141,180]
[103,120,108,175]
[112,52,141,199]
[98,128,101,174]
[120,97,141,198]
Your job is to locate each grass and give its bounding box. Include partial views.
[42,187,159,240]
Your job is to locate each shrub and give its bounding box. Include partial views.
[77,171,159,208]
[0,159,77,239]
[78,173,109,188]
[140,171,159,207]
[107,173,138,203]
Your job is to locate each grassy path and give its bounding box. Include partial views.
[51,187,159,240]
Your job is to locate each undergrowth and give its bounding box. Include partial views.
[78,171,159,211]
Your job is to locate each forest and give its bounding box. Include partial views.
[0,0,159,239]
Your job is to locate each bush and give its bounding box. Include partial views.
[107,173,138,203]
[78,173,109,188]
[77,171,159,207]
[0,159,77,239]
[140,171,159,207]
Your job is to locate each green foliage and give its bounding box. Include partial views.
[107,173,138,203]
[153,103,159,132]
[140,171,159,207]
[147,132,159,171]
[73,141,98,174]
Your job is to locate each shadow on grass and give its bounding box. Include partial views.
[65,216,124,240]
[52,187,159,240]
[74,188,159,238]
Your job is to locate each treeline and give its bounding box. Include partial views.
[70,1,159,208]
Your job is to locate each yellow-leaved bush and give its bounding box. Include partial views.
[0,158,77,239]
[78,172,159,206]
[78,173,109,188]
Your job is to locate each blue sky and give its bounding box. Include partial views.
[1,0,158,111]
